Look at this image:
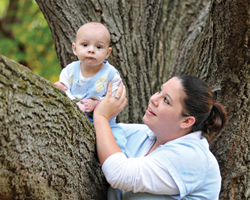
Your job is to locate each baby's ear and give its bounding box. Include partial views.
[72,43,77,55]
[105,47,112,59]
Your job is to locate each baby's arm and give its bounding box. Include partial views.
[59,68,89,112]
[111,73,122,96]
[59,68,75,100]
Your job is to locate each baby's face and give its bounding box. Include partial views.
[73,23,111,67]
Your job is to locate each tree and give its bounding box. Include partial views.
[35,0,210,124]
[0,0,249,199]
[171,1,250,199]
[0,55,108,199]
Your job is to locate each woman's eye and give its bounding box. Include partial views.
[164,98,169,104]
[158,88,162,94]
[97,45,101,49]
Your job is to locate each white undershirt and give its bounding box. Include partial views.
[102,153,179,195]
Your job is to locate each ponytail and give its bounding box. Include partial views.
[204,102,227,142]
[176,75,227,143]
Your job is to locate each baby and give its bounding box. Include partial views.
[58,22,129,157]
[59,22,121,115]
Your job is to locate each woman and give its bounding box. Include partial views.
[55,75,227,199]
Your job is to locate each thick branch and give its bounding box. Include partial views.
[0,54,108,200]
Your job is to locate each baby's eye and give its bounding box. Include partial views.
[158,88,162,94]
[97,45,102,49]
[83,43,87,47]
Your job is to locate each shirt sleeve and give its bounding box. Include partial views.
[59,67,75,100]
[102,152,179,195]
[111,73,122,96]
[98,72,121,101]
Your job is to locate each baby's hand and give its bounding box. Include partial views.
[76,102,86,112]
[80,99,99,113]
[54,82,67,91]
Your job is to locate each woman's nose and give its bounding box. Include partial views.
[150,93,159,107]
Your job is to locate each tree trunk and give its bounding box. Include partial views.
[171,0,250,199]
[36,0,208,124]
[36,0,161,123]
[151,0,210,91]
[0,55,108,200]
[1,0,249,199]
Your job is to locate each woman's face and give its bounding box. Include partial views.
[143,77,187,142]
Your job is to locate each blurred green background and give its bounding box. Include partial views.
[0,0,61,83]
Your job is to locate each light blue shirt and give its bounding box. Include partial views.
[104,123,221,200]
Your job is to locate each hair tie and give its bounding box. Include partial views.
[210,103,214,112]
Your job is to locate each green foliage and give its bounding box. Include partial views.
[0,0,61,83]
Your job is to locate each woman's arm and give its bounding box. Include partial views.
[102,152,179,195]
[93,82,127,165]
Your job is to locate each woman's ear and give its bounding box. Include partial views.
[180,116,195,129]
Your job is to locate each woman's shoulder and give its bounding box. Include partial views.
[151,132,213,180]
[165,131,210,153]
[156,132,211,163]
[151,134,221,199]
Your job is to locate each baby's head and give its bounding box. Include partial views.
[73,22,112,66]
[75,22,111,46]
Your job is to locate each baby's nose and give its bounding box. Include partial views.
[88,46,95,53]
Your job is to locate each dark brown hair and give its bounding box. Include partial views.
[177,75,227,141]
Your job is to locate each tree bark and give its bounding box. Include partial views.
[0,55,108,200]
[36,0,161,123]
[171,0,250,199]
[151,0,210,91]
[36,0,208,124]
[1,0,249,199]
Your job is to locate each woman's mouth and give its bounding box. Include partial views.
[146,108,156,116]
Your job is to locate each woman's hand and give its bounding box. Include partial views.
[54,82,67,91]
[94,82,127,121]
[94,82,126,165]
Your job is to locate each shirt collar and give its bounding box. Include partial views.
[179,131,203,140]
[146,130,156,139]
[147,130,202,141]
